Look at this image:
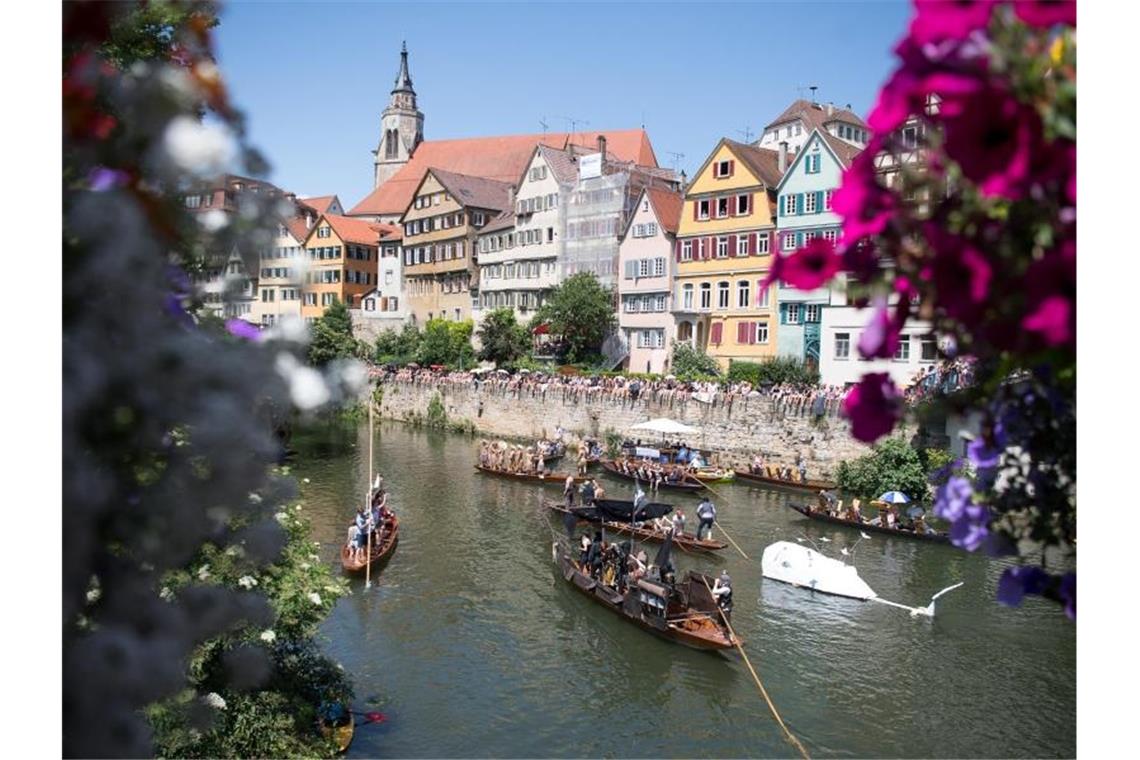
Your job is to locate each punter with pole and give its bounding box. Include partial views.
[696,496,716,541]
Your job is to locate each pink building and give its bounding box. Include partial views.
[617,187,683,374]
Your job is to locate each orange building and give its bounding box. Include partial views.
[300,214,386,322]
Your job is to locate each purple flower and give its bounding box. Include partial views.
[225,319,263,342]
[1013,0,1076,28]
[842,373,903,443]
[934,476,973,521]
[857,299,901,360]
[1058,572,1076,620]
[948,503,989,550]
[967,437,1001,466]
[996,565,1051,607]
[87,166,129,192]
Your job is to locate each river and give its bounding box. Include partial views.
[293,419,1075,758]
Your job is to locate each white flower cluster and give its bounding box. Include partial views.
[275,353,331,411]
[308,592,323,606]
[259,629,276,644]
[202,692,227,711]
[237,575,258,590]
[162,115,238,179]
[994,445,1035,496]
[197,564,211,581]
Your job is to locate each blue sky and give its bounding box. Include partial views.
[214,1,912,210]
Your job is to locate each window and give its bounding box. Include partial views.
[714,159,732,178]
[735,321,768,344]
[806,153,821,173]
[736,194,750,215]
[756,322,769,344]
[921,336,938,361]
[782,232,797,251]
[785,195,797,215]
[700,283,711,310]
[317,226,331,238]
[473,212,485,226]
[737,280,750,309]
[718,281,729,309]
[736,235,749,257]
[655,294,666,312]
[824,228,839,244]
[785,303,801,324]
[653,257,665,277]
[756,282,770,308]
[547,227,555,242]
[805,304,821,323]
[895,336,911,361]
[757,234,770,255]
[185,195,201,209]
[716,237,728,258]
[639,259,650,277]
[804,192,817,214]
[681,241,693,261]
[682,283,694,310]
[716,197,730,219]
[697,199,710,220]
[902,126,919,149]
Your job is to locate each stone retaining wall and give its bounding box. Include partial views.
[373,380,921,480]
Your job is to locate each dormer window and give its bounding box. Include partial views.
[317,226,331,238]
[713,159,734,178]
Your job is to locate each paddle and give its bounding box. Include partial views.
[714,519,750,560]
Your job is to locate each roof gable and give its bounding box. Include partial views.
[775,128,865,190]
[309,213,382,246]
[765,99,868,132]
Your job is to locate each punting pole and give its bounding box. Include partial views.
[365,396,374,590]
[700,576,811,760]
[713,520,750,561]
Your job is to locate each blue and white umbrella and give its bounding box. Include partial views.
[879,491,911,504]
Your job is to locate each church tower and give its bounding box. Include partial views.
[373,42,424,189]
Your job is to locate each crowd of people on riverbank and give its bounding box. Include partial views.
[903,359,976,404]
[372,365,852,417]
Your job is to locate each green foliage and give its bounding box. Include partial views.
[921,447,955,488]
[425,392,447,428]
[836,437,930,504]
[307,301,359,366]
[533,273,616,362]
[603,428,624,459]
[149,493,352,758]
[417,318,475,368]
[726,356,820,386]
[671,343,720,378]
[90,1,218,67]
[374,323,423,365]
[477,308,530,364]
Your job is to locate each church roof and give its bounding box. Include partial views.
[392,41,414,95]
[350,129,659,217]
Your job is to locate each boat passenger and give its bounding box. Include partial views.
[751,454,764,474]
[577,448,588,476]
[586,531,604,578]
[579,534,591,569]
[696,497,717,541]
[581,479,596,507]
[594,481,606,501]
[353,508,370,561]
[798,455,808,483]
[564,475,576,507]
[672,510,686,537]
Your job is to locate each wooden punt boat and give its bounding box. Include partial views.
[785,503,951,544]
[552,542,739,651]
[693,468,735,483]
[340,515,400,573]
[599,460,705,492]
[318,710,354,753]
[474,464,587,485]
[545,500,727,553]
[538,440,567,462]
[733,468,837,493]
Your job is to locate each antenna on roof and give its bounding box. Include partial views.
[666,151,685,174]
[558,116,590,145]
[795,84,809,99]
[539,117,548,136]
[809,85,819,104]
[736,125,754,143]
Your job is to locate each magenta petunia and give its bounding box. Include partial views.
[941,85,1044,199]
[1022,296,1073,347]
[779,238,843,291]
[1022,240,1076,349]
[225,318,263,342]
[909,0,997,45]
[924,225,994,327]
[1013,0,1076,28]
[868,69,920,134]
[843,373,903,443]
[857,298,901,360]
[833,145,899,242]
[841,239,881,285]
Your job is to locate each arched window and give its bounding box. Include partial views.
[385,129,399,159]
[717,281,730,309]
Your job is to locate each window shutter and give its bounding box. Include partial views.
[728,160,735,177]
[693,202,699,220]
[748,322,757,344]
[797,193,805,215]
[727,234,736,254]
[711,322,723,345]
[749,232,757,255]
[675,239,682,262]
[736,322,747,344]
[815,191,824,213]
[778,196,785,217]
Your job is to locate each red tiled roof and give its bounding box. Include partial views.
[645,187,683,235]
[299,195,340,214]
[320,213,382,245]
[724,139,785,187]
[349,129,658,216]
[428,168,513,212]
[765,99,868,131]
[480,210,515,234]
[284,216,311,243]
[374,222,402,241]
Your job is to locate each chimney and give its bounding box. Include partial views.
[507,183,516,209]
[778,141,788,174]
[597,134,607,162]
[305,212,313,230]
[827,102,835,116]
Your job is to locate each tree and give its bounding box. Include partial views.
[476,308,529,364]
[835,437,930,504]
[726,357,819,386]
[374,322,422,365]
[533,273,616,362]
[672,342,720,378]
[417,318,474,367]
[308,300,359,366]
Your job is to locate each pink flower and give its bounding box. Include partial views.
[1021,240,1076,349]
[858,298,901,360]
[909,0,997,45]
[941,85,1043,199]
[1013,0,1076,28]
[779,238,843,291]
[843,373,903,443]
[833,143,899,242]
[841,239,881,285]
[923,225,993,326]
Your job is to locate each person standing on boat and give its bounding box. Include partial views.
[577,446,588,476]
[672,510,686,537]
[564,475,576,507]
[581,478,596,507]
[696,498,716,541]
[797,453,808,483]
[712,570,733,620]
[632,484,647,521]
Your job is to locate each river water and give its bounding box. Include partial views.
[293,419,1075,758]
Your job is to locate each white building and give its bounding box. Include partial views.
[756,98,870,153]
[617,187,682,374]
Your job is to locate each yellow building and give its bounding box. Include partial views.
[300,214,383,322]
[401,168,512,324]
[673,138,787,369]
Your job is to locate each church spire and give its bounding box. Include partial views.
[392,40,414,95]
